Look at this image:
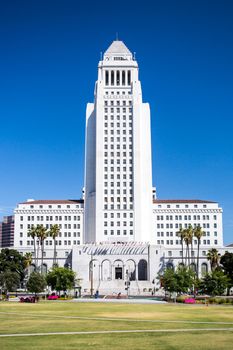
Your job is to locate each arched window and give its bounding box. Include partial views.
[111,70,114,85]
[89,259,100,281]
[101,260,111,281]
[29,264,36,274]
[190,263,196,273]
[166,262,174,270]
[105,71,109,86]
[122,71,125,86]
[126,259,136,281]
[116,70,120,85]
[127,70,131,85]
[201,263,208,276]
[138,259,147,280]
[42,264,47,275]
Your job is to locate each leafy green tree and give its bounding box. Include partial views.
[160,266,195,295]
[46,267,76,295]
[26,272,47,295]
[200,270,229,296]
[220,252,233,294]
[175,266,195,294]
[0,270,20,294]
[0,248,26,282]
[160,268,178,294]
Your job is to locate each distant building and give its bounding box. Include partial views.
[0,215,15,247]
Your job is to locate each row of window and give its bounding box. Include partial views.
[104,167,133,173]
[104,90,131,96]
[104,107,132,113]
[157,204,210,209]
[104,100,132,106]
[21,231,81,238]
[104,221,133,227]
[157,239,218,245]
[104,144,132,150]
[104,212,133,218]
[157,223,215,229]
[104,229,134,235]
[28,204,81,209]
[105,70,131,86]
[104,152,132,157]
[104,115,132,121]
[21,215,81,222]
[104,129,132,135]
[104,182,133,187]
[157,231,218,237]
[26,224,80,230]
[21,240,81,246]
[104,175,133,181]
[104,204,133,210]
[104,159,133,165]
[156,215,217,221]
[104,190,133,195]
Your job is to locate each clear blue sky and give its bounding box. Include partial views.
[0,0,233,244]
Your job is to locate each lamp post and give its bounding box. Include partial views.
[90,252,94,297]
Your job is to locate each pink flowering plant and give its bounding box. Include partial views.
[184,298,196,304]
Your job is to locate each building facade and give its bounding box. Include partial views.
[10,40,233,295]
[84,40,152,244]
[0,215,15,248]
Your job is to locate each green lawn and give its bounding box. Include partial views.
[0,301,233,349]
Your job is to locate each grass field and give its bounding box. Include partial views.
[0,301,233,349]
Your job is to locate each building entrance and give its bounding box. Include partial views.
[115,267,123,279]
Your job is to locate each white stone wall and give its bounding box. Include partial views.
[84,40,153,244]
[153,200,223,248]
[14,200,84,254]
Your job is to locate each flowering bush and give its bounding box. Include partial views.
[184,298,196,304]
[47,295,59,300]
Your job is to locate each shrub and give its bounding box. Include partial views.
[184,298,196,304]
[47,295,58,300]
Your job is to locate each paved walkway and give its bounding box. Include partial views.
[72,298,166,304]
[0,328,233,337]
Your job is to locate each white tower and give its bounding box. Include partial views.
[84,40,153,243]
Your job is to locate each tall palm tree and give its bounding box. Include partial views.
[36,224,48,274]
[177,227,186,264]
[193,225,204,278]
[49,224,60,267]
[28,226,38,270]
[24,252,33,277]
[184,225,193,267]
[207,248,221,271]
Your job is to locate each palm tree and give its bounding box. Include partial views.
[49,224,60,267]
[184,225,193,267]
[28,226,38,270]
[207,248,221,271]
[193,225,204,278]
[177,227,186,264]
[36,225,48,274]
[24,252,33,278]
